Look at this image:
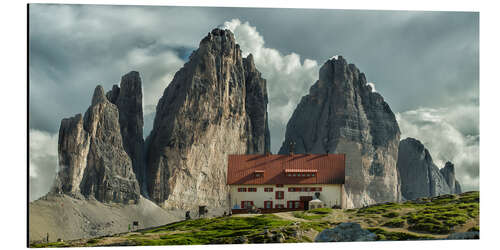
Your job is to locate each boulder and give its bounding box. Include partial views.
[315,222,376,242]
[447,231,479,240]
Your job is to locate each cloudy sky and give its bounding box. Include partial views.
[28,4,479,201]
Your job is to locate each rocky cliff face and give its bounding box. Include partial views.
[440,161,462,194]
[105,71,146,195]
[145,28,270,209]
[53,79,141,204]
[397,137,462,200]
[278,56,401,208]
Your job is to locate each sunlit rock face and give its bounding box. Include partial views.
[145,28,270,209]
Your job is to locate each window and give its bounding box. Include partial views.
[264,201,273,209]
[248,188,257,192]
[288,187,295,192]
[276,184,284,187]
[306,173,311,177]
[255,173,262,177]
[264,187,273,192]
[305,187,310,192]
[287,201,302,209]
[311,173,315,177]
[275,191,284,199]
[241,201,254,209]
[238,188,247,192]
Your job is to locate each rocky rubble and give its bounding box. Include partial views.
[279,56,401,208]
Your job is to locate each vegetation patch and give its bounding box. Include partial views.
[29,192,479,247]
[308,208,333,214]
[30,241,70,248]
[299,221,332,232]
[368,227,432,241]
[382,212,399,218]
[293,211,327,220]
[382,218,405,228]
[403,192,479,234]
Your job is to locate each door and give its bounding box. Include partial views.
[300,196,313,210]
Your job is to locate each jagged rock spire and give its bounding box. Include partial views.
[145,28,270,209]
[278,56,401,208]
[54,73,142,204]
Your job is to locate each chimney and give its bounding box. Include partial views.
[289,141,295,156]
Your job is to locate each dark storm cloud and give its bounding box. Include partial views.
[28,4,479,200]
[226,9,479,112]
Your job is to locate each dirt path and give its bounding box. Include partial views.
[273,212,309,222]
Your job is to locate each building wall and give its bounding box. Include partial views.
[229,184,343,209]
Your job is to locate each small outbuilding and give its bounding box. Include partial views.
[308,198,325,209]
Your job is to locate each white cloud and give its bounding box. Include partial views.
[29,129,59,201]
[118,47,185,114]
[396,106,479,191]
[223,19,320,152]
[366,82,377,92]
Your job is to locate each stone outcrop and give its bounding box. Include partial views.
[315,223,376,242]
[145,28,270,209]
[397,137,462,200]
[447,231,479,240]
[54,81,141,204]
[105,71,146,195]
[278,56,401,208]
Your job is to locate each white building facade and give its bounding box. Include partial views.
[227,153,346,212]
[229,184,345,210]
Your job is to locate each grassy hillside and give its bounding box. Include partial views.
[30,191,479,247]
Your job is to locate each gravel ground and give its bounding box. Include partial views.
[29,194,187,243]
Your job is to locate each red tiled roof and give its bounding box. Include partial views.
[284,169,318,173]
[227,154,345,185]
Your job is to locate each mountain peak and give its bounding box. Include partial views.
[91,85,107,105]
[145,27,269,209]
